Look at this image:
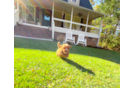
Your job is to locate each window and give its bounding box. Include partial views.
[72,0,76,2]
[26,14,34,22]
[19,4,35,23]
[19,4,26,20]
[44,15,50,21]
[26,5,34,22]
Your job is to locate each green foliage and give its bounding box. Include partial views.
[92,0,120,51]
[36,18,42,22]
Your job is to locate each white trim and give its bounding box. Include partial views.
[85,12,90,32]
[17,0,19,21]
[52,2,54,39]
[97,17,103,46]
[70,7,73,30]
[17,0,19,10]
[18,22,50,29]
[54,18,70,23]
[34,6,36,23]
[72,21,100,29]
[14,35,53,41]
[25,4,27,22]
[14,9,19,26]
[53,17,100,29]
[14,9,18,14]
[54,26,99,38]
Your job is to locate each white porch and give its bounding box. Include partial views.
[15,0,105,46]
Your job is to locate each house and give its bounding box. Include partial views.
[14,0,106,47]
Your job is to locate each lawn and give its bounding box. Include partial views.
[14,37,120,88]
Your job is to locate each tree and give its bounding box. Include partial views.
[89,0,96,6]
[92,0,120,51]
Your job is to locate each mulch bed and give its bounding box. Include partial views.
[87,46,110,50]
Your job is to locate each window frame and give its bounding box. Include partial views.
[72,0,77,2]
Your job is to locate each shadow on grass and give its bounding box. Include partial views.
[14,37,120,64]
[61,58,95,75]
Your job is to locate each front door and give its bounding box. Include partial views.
[42,9,52,27]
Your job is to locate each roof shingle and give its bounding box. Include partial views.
[62,0,93,10]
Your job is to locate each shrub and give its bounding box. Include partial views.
[101,42,107,48]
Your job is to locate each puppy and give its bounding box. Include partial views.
[56,42,72,58]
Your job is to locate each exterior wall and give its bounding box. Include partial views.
[54,32,98,47]
[14,10,19,26]
[68,0,80,6]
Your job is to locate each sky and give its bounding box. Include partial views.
[92,0,101,7]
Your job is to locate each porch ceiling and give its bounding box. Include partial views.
[54,0,106,20]
[19,0,106,20]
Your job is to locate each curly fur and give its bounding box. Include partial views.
[56,42,71,58]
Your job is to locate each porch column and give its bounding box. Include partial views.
[17,0,19,21]
[52,2,55,39]
[25,5,26,22]
[97,17,103,47]
[17,0,19,10]
[85,12,90,32]
[70,8,74,30]
[34,6,36,23]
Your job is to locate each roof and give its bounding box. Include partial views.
[62,0,93,10]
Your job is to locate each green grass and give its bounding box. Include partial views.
[14,37,120,88]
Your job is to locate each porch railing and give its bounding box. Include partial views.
[54,18,100,30]
[53,17,100,38]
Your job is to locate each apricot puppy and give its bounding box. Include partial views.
[56,42,71,58]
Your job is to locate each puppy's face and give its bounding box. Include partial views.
[62,44,71,55]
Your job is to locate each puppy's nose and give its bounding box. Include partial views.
[66,48,68,51]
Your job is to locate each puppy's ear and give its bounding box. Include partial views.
[57,41,62,48]
[69,45,72,48]
[57,42,60,46]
